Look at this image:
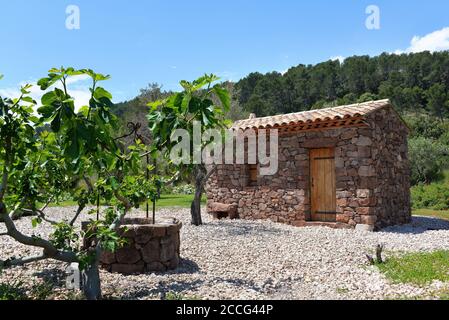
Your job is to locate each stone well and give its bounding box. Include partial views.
[99,217,182,275]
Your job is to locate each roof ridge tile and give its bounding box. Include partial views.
[232,99,391,130]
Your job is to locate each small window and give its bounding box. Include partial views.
[249,164,258,185]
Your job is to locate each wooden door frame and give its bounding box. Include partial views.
[308,148,337,222]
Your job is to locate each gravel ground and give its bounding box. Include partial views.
[1,207,449,300]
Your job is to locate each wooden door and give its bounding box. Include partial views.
[310,148,336,222]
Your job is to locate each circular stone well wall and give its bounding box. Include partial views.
[100,217,182,275]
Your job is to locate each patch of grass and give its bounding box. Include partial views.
[46,200,78,207]
[164,291,201,300]
[377,250,449,285]
[413,209,449,221]
[147,194,206,209]
[30,281,54,300]
[0,282,28,300]
[387,287,449,300]
[66,291,85,300]
[438,288,449,300]
[336,287,349,294]
[0,280,56,300]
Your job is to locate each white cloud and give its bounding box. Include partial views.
[216,71,240,82]
[66,74,91,85]
[398,26,449,54]
[392,49,405,55]
[0,75,93,111]
[329,27,449,60]
[330,56,345,63]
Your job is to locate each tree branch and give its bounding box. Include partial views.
[0,166,7,201]
[0,137,11,201]
[12,195,56,225]
[200,165,217,190]
[9,195,30,219]
[20,208,59,225]
[139,140,169,158]
[113,122,143,142]
[165,171,181,186]
[69,204,86,226]
[67,176,95,226]
[83,176,94,193]
[1,210,77,263]
[40,196,54,212]
[86,79,96,120]
[205,165,217,182]
[114,191,132,212]
[0,253,47,268]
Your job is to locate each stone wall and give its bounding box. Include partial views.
[369,108,411,227]
[206,106,411,230]
[98,217,182,274]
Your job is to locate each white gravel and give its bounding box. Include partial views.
[1,207,449,300]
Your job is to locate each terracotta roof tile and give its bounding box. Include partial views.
[232,99,391,130]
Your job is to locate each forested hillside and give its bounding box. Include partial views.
[115,51,449,121]
[236,51,449,118]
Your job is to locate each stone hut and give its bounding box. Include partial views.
[206,99,411,231]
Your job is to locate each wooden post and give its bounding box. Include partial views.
[96,192,100,221]
[152,197,156,224]
[146,154,149,219]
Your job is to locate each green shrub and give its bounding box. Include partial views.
[358,92,378,103]
[159,184,174,195]
[405,115,447,140]
[172,184,195,195]
[438,131,449,146]
[409,137,449,184]
[411,183,449,210]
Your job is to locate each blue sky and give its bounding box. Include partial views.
[1,0,449,104]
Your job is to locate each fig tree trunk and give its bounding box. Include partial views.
[82,251,102,300]
[191,165,206,226]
